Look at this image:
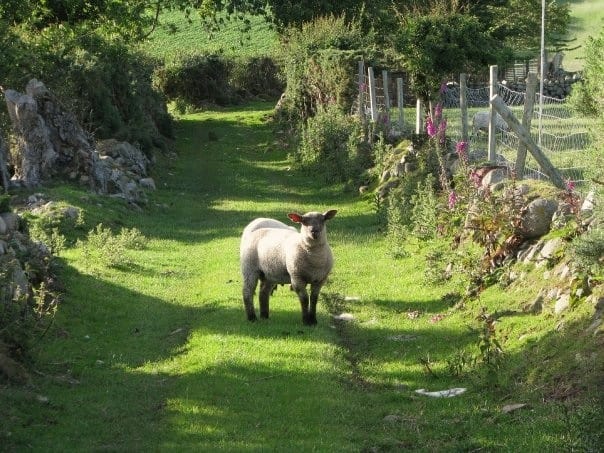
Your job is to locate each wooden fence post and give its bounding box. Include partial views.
[396,78,404,131]
[415,98,423,134]
[382,70,390,118]
[515,72,537,179]
[358,60,366,123]
[488,65,498,161]
[368,67,378,122]
[490,94,565,189]
[460,73,468,142]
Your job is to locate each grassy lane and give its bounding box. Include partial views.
[4,102,385,451]
[3,103,599,451]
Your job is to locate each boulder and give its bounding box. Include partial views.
[519,198,558,238]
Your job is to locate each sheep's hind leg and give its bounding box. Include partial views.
[242,274,259,321]
[259,280,275,319]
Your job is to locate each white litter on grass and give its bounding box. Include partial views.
[332,313,355,321]
[502,403,527,413]
[344,296,360,302]
[415,388,467,398]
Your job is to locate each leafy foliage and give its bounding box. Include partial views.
[77,224,148,269]
[0,26,173,154]
[276,15,376,122]
[396,12,502,100]
[155,53,283,109]
[295,105,364,183]
[568,28,604,275]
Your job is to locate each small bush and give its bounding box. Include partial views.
[77,224,148,269]
[572,228,604,278]
[155,54,283,108]
[295,105,363,183]
[277,15,377,122]
[155,54,236,107]
[229,56,283,99]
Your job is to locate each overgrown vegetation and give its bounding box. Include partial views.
[155,54,283,111]
[569,27,604,280]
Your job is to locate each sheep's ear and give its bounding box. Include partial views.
[323,209,337,220]
[288,213,303,223]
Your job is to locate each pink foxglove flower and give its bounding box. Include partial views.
[434,102,443,121]
[470,170,481,187]
[438,118,447,144]
[456,141,468,164]
[426,116,436,137]
[448,190,458,209]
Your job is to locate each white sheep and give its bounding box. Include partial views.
[239,210,337,325]
[472,111,509,135]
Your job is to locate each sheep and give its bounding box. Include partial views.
[240,209,337,325]
[472,111,509,135]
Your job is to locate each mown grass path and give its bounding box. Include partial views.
[4,103,589,451]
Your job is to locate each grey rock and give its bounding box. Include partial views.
[554,294,570,314]
[481,168,507,188]
[519,198,558,238]
[0,213,20,233]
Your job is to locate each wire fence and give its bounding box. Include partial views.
[353,68,591,186]
[442,83,590,185]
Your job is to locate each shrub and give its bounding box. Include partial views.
[77,224,148,269]
[229,56,284,99]
[0,26,173,155]
[568,29,604,277]
[277,15,377,122]
[295,105,363,183]
[155,54,283,109]
[155,54,236,107]
[572,228,604,278]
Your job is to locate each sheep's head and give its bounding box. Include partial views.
[288,210,337,241]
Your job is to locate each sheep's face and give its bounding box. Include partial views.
[288,210,337,241]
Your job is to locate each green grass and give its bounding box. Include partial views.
[139,2,603,70]
[1,103,601,451]
[561,0,604,71]
[139,10,278,60]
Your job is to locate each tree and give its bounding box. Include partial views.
[390,0,570,55]
[396,12,504,100]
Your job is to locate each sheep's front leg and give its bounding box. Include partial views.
[259,280,274,319]
[242,273,259,321]
[307,283,323,326]
[292,279,312,325]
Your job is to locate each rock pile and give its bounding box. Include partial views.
[2,79,156,204]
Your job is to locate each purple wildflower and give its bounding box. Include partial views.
[434,103,443,121]
[426,116,436,137]
[456,141,468,164]
[438,118,447,144]
[565,179,576,192]
[448,191,458,210]
[470,170,481,187]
